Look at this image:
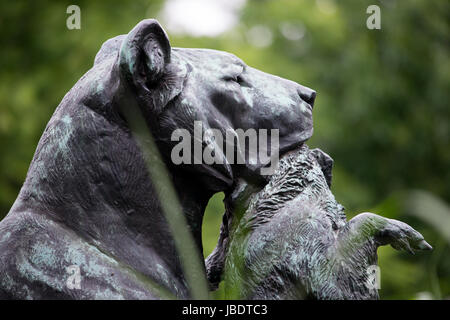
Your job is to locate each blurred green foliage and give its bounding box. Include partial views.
[0,0,448,299]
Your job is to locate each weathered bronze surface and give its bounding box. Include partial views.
[207,145,432,299]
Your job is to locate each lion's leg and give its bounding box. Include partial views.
[328,213,432,299]
[337,212,432,257]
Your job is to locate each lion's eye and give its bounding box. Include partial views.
[225,74,247,86]
[224,75,238,82]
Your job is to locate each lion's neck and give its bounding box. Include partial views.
[10,81,211,297]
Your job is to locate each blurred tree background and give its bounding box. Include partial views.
[0,0,448,299]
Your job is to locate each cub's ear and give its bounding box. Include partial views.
[310,148,334,188]
[118,19,171,87]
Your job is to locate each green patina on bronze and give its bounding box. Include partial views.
[207,145,431,299]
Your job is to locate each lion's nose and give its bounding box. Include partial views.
[298,85,316,108]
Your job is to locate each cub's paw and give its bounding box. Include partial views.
[379,219,432,254]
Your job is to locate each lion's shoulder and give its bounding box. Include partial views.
[94,35,126,66]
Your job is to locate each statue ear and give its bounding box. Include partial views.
[118,19,171,88]
[310,148,334,188]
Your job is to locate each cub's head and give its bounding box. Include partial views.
[98,19,316,191]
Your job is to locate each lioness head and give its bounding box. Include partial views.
[98,19,316,191]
